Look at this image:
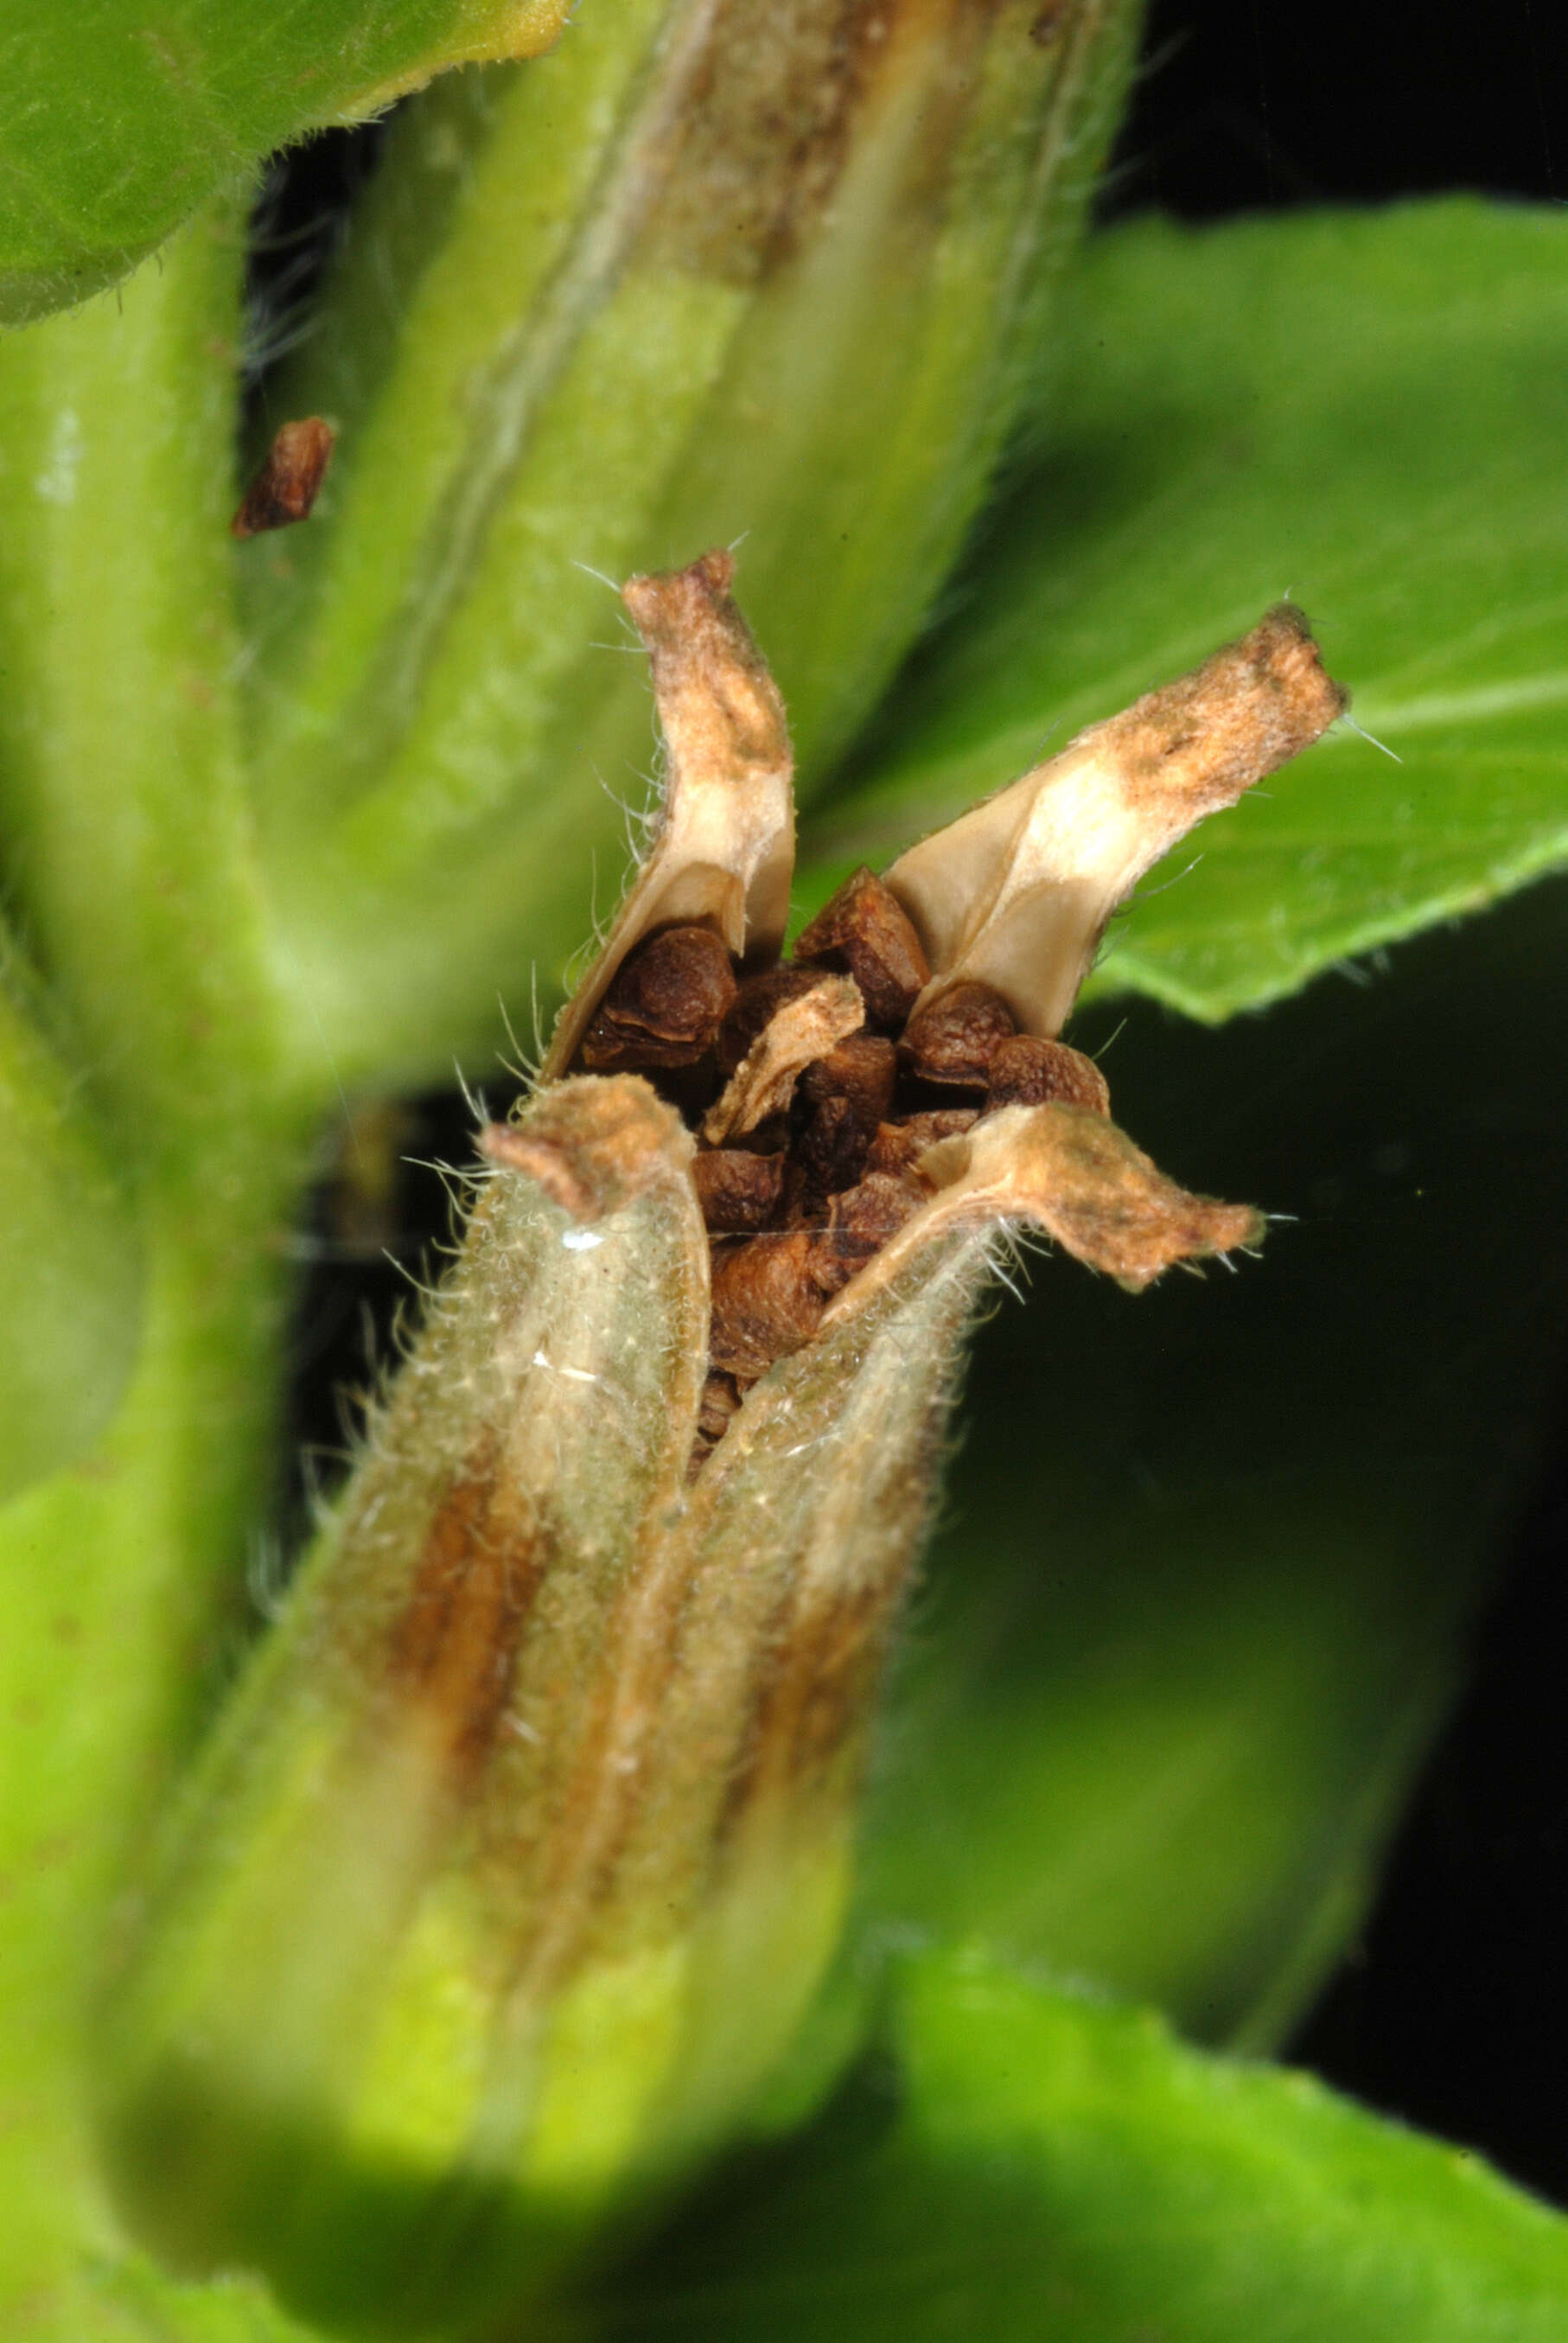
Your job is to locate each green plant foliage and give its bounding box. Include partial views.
[859,866,1568,2048]
[0,953,143,1497]
[2,15,1567,2325]
[809,201,1568,1021]
[608,1948,1568,2343]
[0,0,571,323]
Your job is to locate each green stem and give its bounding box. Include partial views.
[0,194,342,2331]
[0,188,306,1163]
[0,935,143,1497]
[0,1129,315,2330]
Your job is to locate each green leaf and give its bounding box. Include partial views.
[609,1948,1568,2343]
[806,199,1568,1021]
[0,0,571,323]
[857,866,1568,2046]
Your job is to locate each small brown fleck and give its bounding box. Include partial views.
[1029,0,1068,41]
[900,980,1017,1088]
[794,865,931,1026]
[580,924,737,1071]
[231,417,335,538]
[692,1146,787,1233]
[986,1034,1109,1116]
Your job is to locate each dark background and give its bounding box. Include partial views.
[271,0,1568,2209]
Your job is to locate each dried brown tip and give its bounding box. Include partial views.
[883,605,1347,1040]
[544,552,795,1080]
[1099,603,1348,819]
[830,1102,1265,1312]
[231,417,335,538]
[480,1075,693,1221]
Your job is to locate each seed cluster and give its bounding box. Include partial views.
[573,863,1108,1467]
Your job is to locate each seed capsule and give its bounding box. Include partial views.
[102,553,1346,2333]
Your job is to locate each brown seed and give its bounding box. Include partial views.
[697,1369,743,1444]
[799,1034,898,1128]
[899,980,1017,1088]
[692,1146,787,1233]
[794,1095,868,1203]
[703,974,864,1144]
[579,924,737,1070]
[864,1108,978,1182]
[708,1232,826,1379]
[807,1174,925,1297]
[793,866,931,1027]
[718,962,825,1074]
[986,1034,1110,1116]
[795,1033,899,1198]
[231,417,336,538]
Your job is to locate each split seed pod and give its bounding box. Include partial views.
[101,554,1346,2335]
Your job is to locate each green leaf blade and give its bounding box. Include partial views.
[610,1949,1568,2342]
[808,199,1568,1020]
[0,0,571,322]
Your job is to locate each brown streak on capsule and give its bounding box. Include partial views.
[643,0,1010,286]
[231,417,335,538]
[388,1444,544,1788]
[716,1569,895,1855]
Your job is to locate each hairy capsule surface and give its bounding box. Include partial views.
[101,552,1346,2335]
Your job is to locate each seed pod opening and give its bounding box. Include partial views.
[101,553,1345,2333]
